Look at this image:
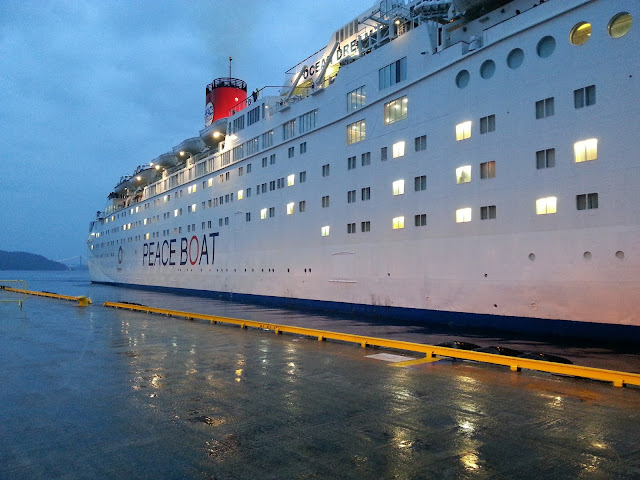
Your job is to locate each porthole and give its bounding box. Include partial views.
[583,251,592,260]
[456,69,470,88]
[507,48,524,69]
[615,251,625,260]
[536,36,556,58]
[480,59,495,79]
[528,253,536,261]
[608,12,632,38]
[570,22,592,45]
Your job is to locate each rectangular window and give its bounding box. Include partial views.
[287,202,294,215]
[347,223,356,234]
[414,214,427,227]
[347,190,356,203]
[456,207,472,223]
[247,163,252,173]
[246,137,259,156]
[269,180,276,191]
[321,226,330,237]
[361,187,371,201]
[283,119,297,141]
[361,221,371,232]
[299,109,317,134]
[379,57,407,90]
[381,146,388,161]
[361,152,371,166]
[414,175,426,191]
[246,212,251,222]
[322,164,330,177]
[574,85,596,109]
[535,97,554,119]
[392,216,405,229]
[299,200,306,212]
[237,189,244,200]
[287,174,295,186]
[232,115,245,133]
[414,135,426,152]
[480,205,496,220]
[347,119,366,144]
[288,146,294,158]
[299,171,307,183]
[224,217,229,226]
[574,139,598,162]
[299,142,307,154]
[261,130,273,149]
[347,86,366,112]
[247,105,260,126]
[392,179,405,196]
[269,207,275,218]
[218,218,223,227]
[277,177,284,189]
[456,165,472,184]
[456,121,472,141]
[322,195,330,208]
[384,96,408,124]
[480,161,496,179]
[392,141,405,158]
[347,156,356,170]
[262,157,268,167]
[536,148,556,169]
[238,166,243,176]
[270,154,276,165]
[479,114,495,134]
[536,197,557,215]
[577,193,598,210]
[247,187,252,197]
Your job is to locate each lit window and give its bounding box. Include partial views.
[208,179,213,187]
[456,166,471,184]
[392,216,405,229]
[392,141,405,158]
[456,121,472,141]
[237,190,244,200]
[191,203,196,212]
[574,139,598,162]
[536,197,557,215]
[570,22,592,46]
[261,208,267,220]
[145,233,149,240]
[143,218,147,225]
[384,96,408,124]
[287,174,295,186]
[287,202,294,215]
[456,208,472,223]
[392,180,405,196]
[188,184,197,194]
[174,209,179,217]
[321,226,330,237]
[347,120,366,144]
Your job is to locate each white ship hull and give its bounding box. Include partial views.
[89,0,640,341]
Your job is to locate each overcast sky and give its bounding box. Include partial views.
[0,0,370,264]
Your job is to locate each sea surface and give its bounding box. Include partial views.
[1,270,640,479]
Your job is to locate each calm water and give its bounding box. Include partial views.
[1,271,640,479]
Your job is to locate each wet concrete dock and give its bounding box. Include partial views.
[1,275,640,479]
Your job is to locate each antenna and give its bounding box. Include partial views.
[229,56,232,79]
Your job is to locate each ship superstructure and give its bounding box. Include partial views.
[88,0,640,342]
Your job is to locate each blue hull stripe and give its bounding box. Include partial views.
[93,281,640,344]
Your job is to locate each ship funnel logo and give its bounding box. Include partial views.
[204,102,214,127]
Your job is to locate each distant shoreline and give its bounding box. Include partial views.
[0,250,70,271]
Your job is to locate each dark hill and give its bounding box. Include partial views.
[0,250,69,271]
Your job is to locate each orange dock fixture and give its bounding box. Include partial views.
[102,301,640,389]
[1,286,92,306]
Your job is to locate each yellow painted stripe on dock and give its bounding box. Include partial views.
[103,301,640,388]
[391,356,442,367]
[1,286,91,306]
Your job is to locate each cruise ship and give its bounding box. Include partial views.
[88,0,640,342]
